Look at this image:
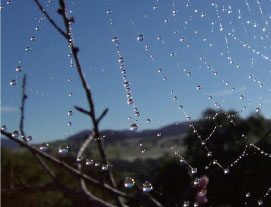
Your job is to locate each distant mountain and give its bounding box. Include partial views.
[1,122,190,158]
[66,122,190,143]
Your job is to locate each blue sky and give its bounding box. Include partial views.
[1,0,271,143]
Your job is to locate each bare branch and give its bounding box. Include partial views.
[1,130,128,198]
[97,108,109,124]
[19,74,27,141]
[74,105,91,116]
[33,0,68,39]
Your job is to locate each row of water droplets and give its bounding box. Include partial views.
[103,0,271,203]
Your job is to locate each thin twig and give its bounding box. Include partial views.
[18,74,57,181]
[19,74,27,141]
[33,0,68,39]
[57,1,124,206]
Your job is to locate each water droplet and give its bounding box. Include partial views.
[127,98,133,105]
[124,177,135,188]
[85,159,94,166]
[10,80,16,86]
[191,168,197,174]
[40,143,49,151]
[153,5,158,10]
[143,181,152,192]
[173,96,177,100]
[102,164,109,171]
[146,118,151,123]
[94,162,100,167]
[256,108,260,113]
[112,37,118,43]
[193,202,199,207]
[187,72,192,77]
[180,37,185,42]
[35,26,40,31]
[106,9,112,14]
[130,123,138,131]
[137,34,144,41]
[246,192,251,198]
[194,178,200,185]
[157,36,161,40]
[67,110,73,116]
[1,125,7,131]
[135,111,140,116]
[224,168,230,174]
[196,85,201,90]
[258,200,263,206]
[26,136,32,142]
[207,151,212,157]
[145,45,149,51]
[12,130,20,138]
[77,156,84,162]
[172,10,177,16]
[208,96,213,100]
[163,76,167,81]
[183,201,190,207]
[240,95,244,100]
[141,148,146,153]
[179,105,184,109]
[58,144,69,154]
[30,36,36,41]
[68,93,72,97]
[67,122,72,126]
[25,46,31,51]
[158,68,162,73]
[118,57,124,63]
[164,18,169,23]
[16,66,22,72]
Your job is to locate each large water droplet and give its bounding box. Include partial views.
[85,159,94,166]
[118,57,124,63]
[127,98,133,105]
[143,181,152,192]
[224,168,230,174]
[124,177,135,188]
[12,130,20,138]
[191,168,197,174]
[16,66,22,72]
[59,144,69,154]
[30,36,36,41]
[183,201,190,207]
[102,164,109,171]
[77,156,84,162]
[137,34,144,41]
[40,143,49,151]
[112,37,118,43]
[1,125,7,131]
[258,200,263,206]
[194,178,200,185]
[26,136,32,142]
[246,192,250,198]
[130,123,138,131]
[10,80,16,86]
[106,9,112,14]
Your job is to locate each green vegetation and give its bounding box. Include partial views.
[2,109,271,207]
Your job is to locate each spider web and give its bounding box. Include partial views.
[2,0,271,206]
